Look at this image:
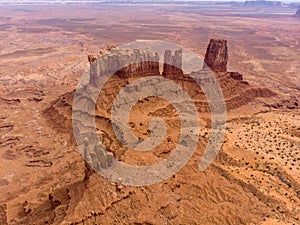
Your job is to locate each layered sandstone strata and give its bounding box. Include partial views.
[203,39,228,72]
[89,49,160,85]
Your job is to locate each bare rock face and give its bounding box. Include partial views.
[87,54,98,64]
[228,72,243,81]
[203,39,228,72]
[37,38,283,225]
[162,49,183,77]
[89,48,160,85]
[266,95,299,109]
[87,45,116,64]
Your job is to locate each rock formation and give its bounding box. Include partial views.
[162,49,183,77]
[203,39,228,72]
[77,39,276,116]
[228,72,243,81]
[265,95,299,109]
[84,138,113,170]
[89,47,185,86]
[51,40,278,171]
[36,39,283,225]
[88,45,117,64]
[89,48,160,85]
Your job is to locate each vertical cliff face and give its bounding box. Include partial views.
[89,47,186,86]
[162,49,183,77]
[203,39,228,72]
[89,49,160,86]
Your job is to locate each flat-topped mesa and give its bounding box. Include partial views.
[162,49,183,78]
[203,39,228,72]
[89,48,160,85]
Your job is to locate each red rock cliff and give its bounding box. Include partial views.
[203,39,228,72]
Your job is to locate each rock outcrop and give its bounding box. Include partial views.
[162,49,183,77]
[228,72,243,81]
[203,39,228,72]
[88,45,116,64]
[265,95,299,109]
[89,47,185,85]
[89,48,160,85]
